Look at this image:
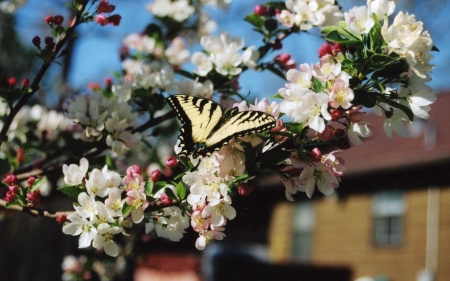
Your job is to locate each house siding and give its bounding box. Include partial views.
[269,188,450,281]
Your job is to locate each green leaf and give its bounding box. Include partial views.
[285,122,304,135]
[271,93,284,99]
[164,187,178,201]
[324,30,363,49]
[311,76,324,93]
[5,202,18,209]
[122,204,133,217]
[369,19,383,52]
[265,2,287,10]
[57,185,83,200]
[264,18,278,32]
[152,181,167,195]
[231,172,250,184]
[30,178,46,192]
[144,23,163,39]
[380,97,414,121]
[145,180,154,197]
[245,14,264,28]
[0,158,10,176]
[370,54,397,65]
[175,181,186,200]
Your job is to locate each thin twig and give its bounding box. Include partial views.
[0,198,74,219]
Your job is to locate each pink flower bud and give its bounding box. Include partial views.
[8,185,19,193]
[275,53,291,64]
[16,147,24,163]
[4,174,18,185]
[160,192,173,205]
[151,169,161,183]
[254,5,267,16]
[349,112,366,122]
[21,78,30,89]
[108,14,121,26]
[27,177,36,188]
[27,190,40,204]
[95,14,109,26]
[318,125,334,141]
[166,156,178,168]
[238,183,254,196]
[310,147,322,162]
[87,82,102,91]
[126,165,142,177]
[44,15,54,25]
[267,7,276,16]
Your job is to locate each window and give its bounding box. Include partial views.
[372,191,406,247]
[292,202,314,261]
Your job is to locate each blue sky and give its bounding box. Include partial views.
[15,0,450,102]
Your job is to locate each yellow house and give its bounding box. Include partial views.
[269,94,450,281]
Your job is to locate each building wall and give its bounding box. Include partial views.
[269,188,450,281]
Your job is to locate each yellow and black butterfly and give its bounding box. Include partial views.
[167,95,276,159]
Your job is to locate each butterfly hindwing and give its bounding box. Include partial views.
[167,95,276,158]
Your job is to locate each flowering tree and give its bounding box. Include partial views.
[0,0,437,279]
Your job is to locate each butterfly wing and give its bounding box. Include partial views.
[167,95,224,157]
[167,94,277,158]
[205,109,276,150]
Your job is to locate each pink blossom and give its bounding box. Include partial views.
[125,190,148,224]
[126,165,141,177]
[95,14,109,26]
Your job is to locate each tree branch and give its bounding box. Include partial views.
[0,198,74,219]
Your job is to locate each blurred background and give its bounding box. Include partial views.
[1,0,449,280]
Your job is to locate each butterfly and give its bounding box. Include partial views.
[167,95,277,159]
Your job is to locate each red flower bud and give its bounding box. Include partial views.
[151,169,161,183]
[97,0,115,13]
[27,177,36,188]
[333,128,346,138]
[254,5,267,16]
[267,7,276,16]
[95,14,109,26]
[53,15,64,26]
[318,43,333,58]
[104,77,113,86]
[160,192,173,205]
[4,174,18,185]
[165,156,178,168]
[108,14,121,26]
[44,37,54,45]
[56,215,67,224]
[331,109,344,121]
[8,77,16,87]
[238,183,254,196]
[27,190,40,204]
[21,78,30,89]
[44,15,54,25]
[4,190,16,202]
[310,147,322,162]
[273,40,282,50]
[32,36,41,48]
[336,138,351,150]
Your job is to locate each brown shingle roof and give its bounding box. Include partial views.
[339,93,450,176]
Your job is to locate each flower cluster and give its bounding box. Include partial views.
[2,174,42,207]
[95,0,121,26]
[277,0,343,30]
[61,158,190,256]
[66,92,141,155]
[192,32,259,77]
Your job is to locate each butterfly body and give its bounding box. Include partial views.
[167,95,276,158]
